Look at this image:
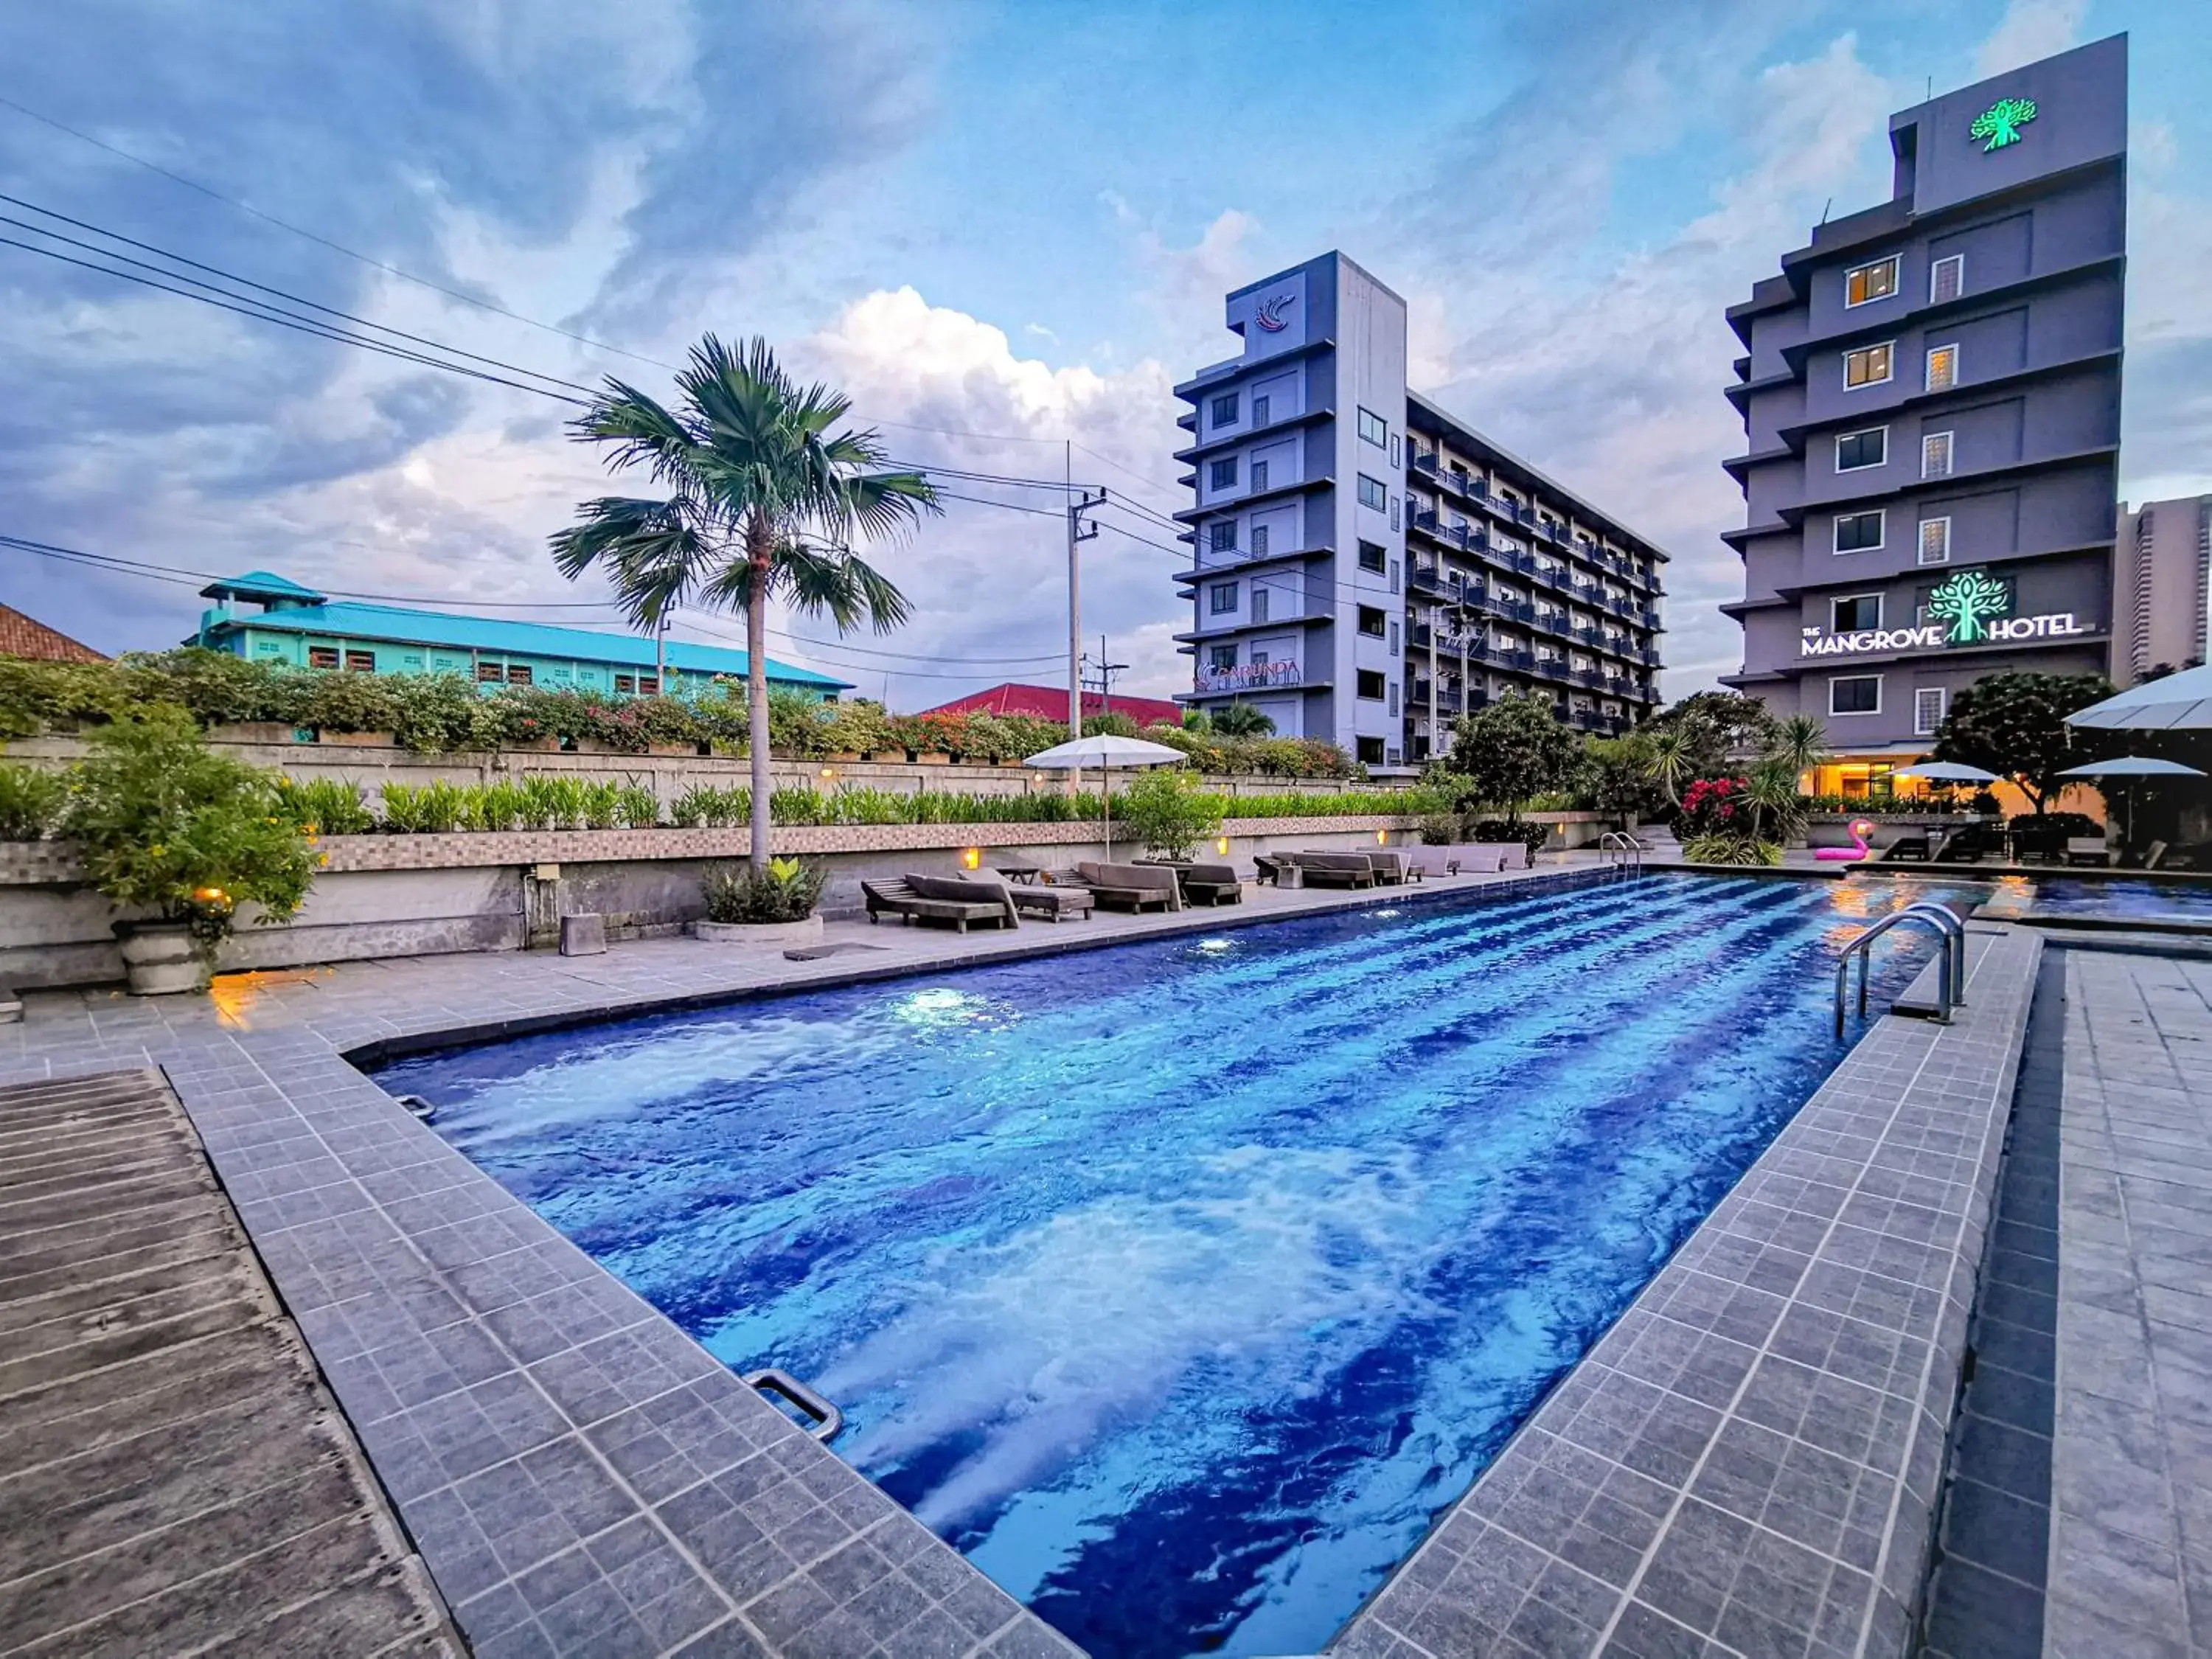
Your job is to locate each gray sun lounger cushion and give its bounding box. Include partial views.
[1292,852,1377,888]
[1178,863,1243,905]
[861,876,1016,932]
[1071,861,1183,911]
[1006,883,1094,921]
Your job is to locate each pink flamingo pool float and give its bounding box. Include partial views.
[1815,818,1877,862]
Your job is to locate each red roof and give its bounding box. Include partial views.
[0,604,105,662]
[919,682,1184,729]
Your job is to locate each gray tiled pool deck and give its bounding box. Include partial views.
[4,866,2159,1658]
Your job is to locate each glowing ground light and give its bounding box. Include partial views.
[1969,97,2037,150]
[1196,938,1235,954]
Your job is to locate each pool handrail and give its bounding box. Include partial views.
[742,1368,845,1442]
[1902,900,1970,999]
[1834,904,1963,1037]
[1597,831,1646,869]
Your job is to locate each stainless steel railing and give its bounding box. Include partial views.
[1834,900,1967,1037]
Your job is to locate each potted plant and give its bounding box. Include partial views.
[690,856,826,947]
[63,707,321,994]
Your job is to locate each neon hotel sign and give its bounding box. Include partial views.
[1800,569,2090,659]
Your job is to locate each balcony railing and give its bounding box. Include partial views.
[1194,660,1304,694]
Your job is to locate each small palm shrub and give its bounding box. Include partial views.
[701,857,823,923]
[1682,832,1783,866]
[271,776,376,837]
[616,785,661,828]
[378,780,470,833]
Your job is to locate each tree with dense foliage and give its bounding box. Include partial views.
[1444,693,1583,827]
[1767,714,1832,782]
[552,335,936,868]
[1932,671,2115,815]
[1644,691,1782,780]
[1115,768,1225,859]
[1584,732,1670,823]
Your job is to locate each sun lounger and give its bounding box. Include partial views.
[1293,852,1377,888]
[1366,852,1409,886]
[2145,840,2168,870]
[2064,837,2112,867]
[1005,882,1094,922]
[1253,855,1286,886]
[1178,863,1243,905]
[1068,861,1183,912]
[861,875,1018,932]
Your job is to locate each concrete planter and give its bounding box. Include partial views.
[208,722,309,746]
[912,751,952,766]
[689,914,824,947]
[319,730,397,748]
[114,921,206,995]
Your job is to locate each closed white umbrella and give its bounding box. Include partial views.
[2065,665,2212,731]
[2054,755,2208,854]
[1023,735,1188,860]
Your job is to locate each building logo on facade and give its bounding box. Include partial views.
[1969,96,2038,151]
[1799,567,2090,658]
[1253,294,1295,333]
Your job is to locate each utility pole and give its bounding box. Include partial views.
[1092,633,1130,718]
[1064,439,1102,745]
[655,611,669,688]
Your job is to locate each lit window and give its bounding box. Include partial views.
[1834,510,1885,553]
[1835,428,1887,472]
[506,664,534,685]
[1357,540,1386,574]
[1830,675,1882,715]
[1922,431,1954,479]
[1210,392,1239,427]
[1832,594,1882,632]
[1918,518,1952,566]
[1924,344,1958,392]
[1844,256,1899,307]
[1209,581,1237,615]
[344,650,376,673]
[1844,343,1894,388]
[1209,521,1237,553]
[1915,686,1950,736]
[1209,457,1239,490]
[1930,254,1964,305]
[1357,473,1387,512]
[307,646,340,669]
[1357,407,1388,447]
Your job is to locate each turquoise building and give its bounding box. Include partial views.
[191,571,850,701]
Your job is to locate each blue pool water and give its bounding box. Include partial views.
[1991,874,2212,925]
[383,871,1985,1656]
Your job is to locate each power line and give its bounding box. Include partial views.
[1073,441,1187,508]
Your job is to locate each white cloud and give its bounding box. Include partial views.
[1975,0,2087,77]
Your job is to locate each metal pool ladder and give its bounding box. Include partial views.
[1834,901,1968,1037]
[1597,831,1646,869]
[743,1369,844,1442]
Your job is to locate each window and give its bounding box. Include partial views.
[1251,585,1269,625]
[1921,431,1954,479]
[1389,560,1400,595]
[1833,509,1885,553]
[1835,427,1887,472]
[1208,644,1237,671]
[1251,524,1270,557]
[1832,594,1882,632]
[1390,497,1400,531]
[1250,650,1270,667]
[1388,620,1400,657]
[1357,473,1387,512]
[1844,343,1894,388]
[1388,683,1399,717]
[637,675,658,695]
[1210,392,1239,427]
[615,674,636,693]
[1208,582,1238,616]
[1357,605,1387,639]
[1918,517,1952,566]
[1209,520,1237,553]
[1930,254,1964,305]
[307,646,340,669]
[1915,686,1950,737]
[1251,459,1270,493]
[1829,675,1882,715]
[1924,344,1958,392]
[344,650,376,673]
[1209,457,1239,490]
[1251,394,1270,425]
[1845,256,1899,307]
[1391,434,1401,467]
[1357,540,1387,574]
[1357,737,1386,765]
[476,661,503,683]
[1357,406,1388,447]
[1357,669,1387,700]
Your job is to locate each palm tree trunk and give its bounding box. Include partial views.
[746,520,773,872]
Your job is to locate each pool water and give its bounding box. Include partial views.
[1974,874,2212,925]
[384,871,1985,1657]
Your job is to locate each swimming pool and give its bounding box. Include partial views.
[1968,873,2212,926]
[383,870,1985,1656]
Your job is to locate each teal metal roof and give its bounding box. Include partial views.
[198,598,851,688]
[200,571,328,602]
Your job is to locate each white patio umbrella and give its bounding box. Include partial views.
[1022,734,1188,860]
[2053,755,2207,854]
[1893,762,2003,783]
[2065,664,2212,731]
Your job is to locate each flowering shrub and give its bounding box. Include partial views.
[1677,776,1747,837]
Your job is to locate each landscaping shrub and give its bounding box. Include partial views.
[617,785,661,828]
[1416,812,1465,846]
[1682,832,1783,866]
[271,776,376,837]
[378,781,470,833]
[0,763,69,841]
[701,857,823,924]
[1114,769,1225,860]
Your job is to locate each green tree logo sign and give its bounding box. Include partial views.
[1969,97,2039,151]
[1928,570,2011,643]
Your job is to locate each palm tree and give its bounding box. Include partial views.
[1644,728,1691,807]
[551,336,936,869]
[1766,714,1832,787]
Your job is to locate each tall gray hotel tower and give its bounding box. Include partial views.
[1721,36,2128,796]
[1171,254,1669,771]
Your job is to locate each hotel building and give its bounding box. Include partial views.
[2112,495,2211,684]
[1171,251,1668,771]
[1719,36,2127,796]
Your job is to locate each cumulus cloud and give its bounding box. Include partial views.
[1976,0,2089,77]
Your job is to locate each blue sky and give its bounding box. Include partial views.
[1,0,2205,705]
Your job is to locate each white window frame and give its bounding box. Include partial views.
[1918,517,1952,566]
[1844,341,1895,390]
[1921,431,1955,479]
[1830,592,1885,633]
[1924,342,1959,393]
[1844,255,1900,309]
[1832,508,1887,554]
[1914,686,1950,737]
[1929,254,1964,305]
[1829,674,1883,717]
[1834,425,1888,473]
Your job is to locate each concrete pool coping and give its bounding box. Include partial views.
[0,864,2028,1658]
